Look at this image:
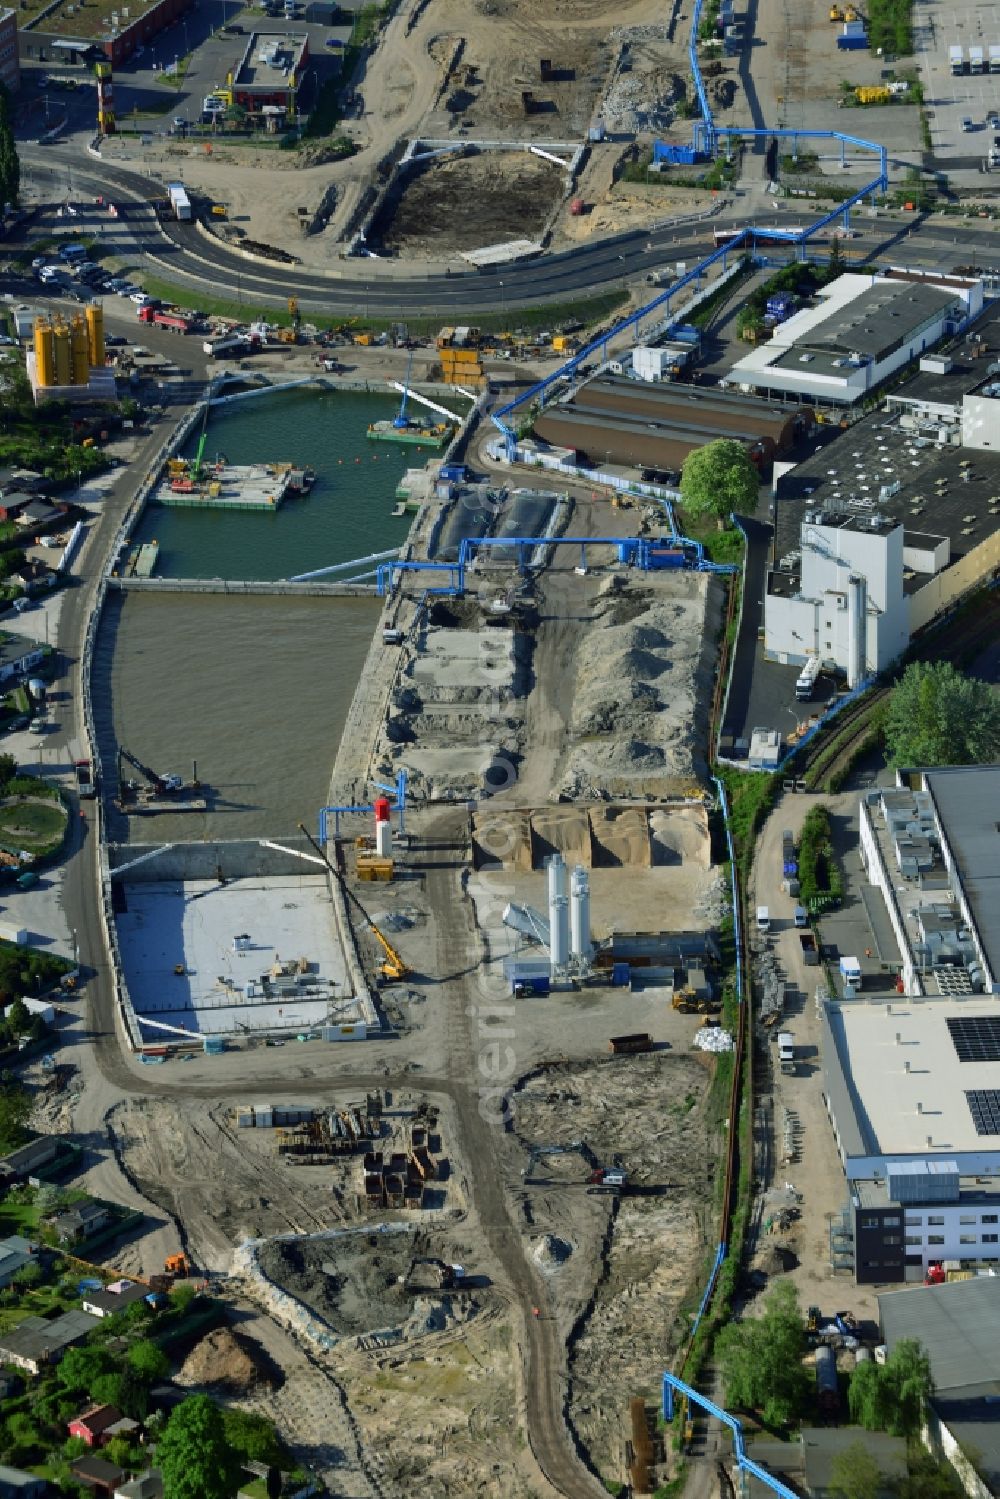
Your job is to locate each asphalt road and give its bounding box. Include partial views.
[17,145,1000,318]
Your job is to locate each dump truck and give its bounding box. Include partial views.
[799,932,819,966]
[74,759,96,799]
[138,306,193,333]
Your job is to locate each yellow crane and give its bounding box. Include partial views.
[297,823,411,982]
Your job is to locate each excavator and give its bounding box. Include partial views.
[298,823,411,982]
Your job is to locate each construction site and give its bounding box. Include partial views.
[374,150,566,258]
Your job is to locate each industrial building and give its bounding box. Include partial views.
[0,8,19,94]
[879,1277,1000,1497]
[229,31,310,124]
[26,308,115,406]
[762,383,1000,680]
[723,271,980,406]
[534,375,813,472]
[822,765,1000,1285]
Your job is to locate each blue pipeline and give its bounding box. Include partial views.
[661,1373,801,1499]
[491,0,889,459]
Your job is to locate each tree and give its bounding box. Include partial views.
[5,999,29,1035]
[0,1083,32,1152]
[716,1280,811,1426]
[679,438,759,523]
[884,660,1000,769]
[0,85,19,209]
[27,1014,49,1045]
[0,754,16,787]
[222,1408,284,1467]
[157,1395,240,1499]
[894,1451,966,1499]
[90,1371,125,1409]
[170,1282,197,1314]
[829,1440,883,1499]
[127,1339,170,1383]
[848,1338,933,1439]
[57,1343,115,1395]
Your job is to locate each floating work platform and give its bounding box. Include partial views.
[123,542,159,579]
[368,420,453,449]
[118,781,207,815]
[155,461,316,511]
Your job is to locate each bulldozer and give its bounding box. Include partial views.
[164,1252,192,1278]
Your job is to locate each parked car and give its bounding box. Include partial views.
[962,116,975,132]
[131,293,156,307]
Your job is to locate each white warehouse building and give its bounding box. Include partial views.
[723,270,981,405]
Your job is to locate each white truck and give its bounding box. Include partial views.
[969,44,985,73]
[950,44,965,74]
[990,44,1000,72]
[777,1032,795,1075]
[167,182,192,221]
[756,905,771,934]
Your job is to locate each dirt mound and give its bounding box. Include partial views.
[754,1243,799,1277]
[176,1326,272,1393]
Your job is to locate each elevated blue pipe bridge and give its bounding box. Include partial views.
[490,0,890,460]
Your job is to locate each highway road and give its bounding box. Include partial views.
[18,145,1000,319]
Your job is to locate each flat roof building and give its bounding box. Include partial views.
[879,1277,1000,1494]
[230,31,309,120]
[723,272,980,406]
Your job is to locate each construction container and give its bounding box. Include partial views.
[84,302,104,367]
[33,319,55,387]
[815,1345,840,1415]
[611,962,631,987]
[203,1036,226,1054]
[321,1022,368,1041]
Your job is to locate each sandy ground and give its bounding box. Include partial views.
[375,151,565,256]
[503,1051,716,1490]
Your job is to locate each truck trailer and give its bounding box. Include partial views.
[203,334,261,358]
[167,182,192,221]
[139,306,193,333]
[970,44,985,72]
[950,44,966,73]
[990,44,1000,71]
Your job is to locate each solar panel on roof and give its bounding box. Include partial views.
[947,1015,1000,1062]
[966,1090,1000,1137]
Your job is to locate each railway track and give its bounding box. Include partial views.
[796,589,1000,790]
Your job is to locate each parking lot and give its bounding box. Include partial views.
[915,0,1000,178]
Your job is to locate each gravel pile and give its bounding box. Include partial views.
[558,577,722,799]
[602,65,683,135]
[533,1234,574,1270]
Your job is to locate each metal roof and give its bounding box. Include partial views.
[879,1278,1000,1415]
[922,766,1000,987]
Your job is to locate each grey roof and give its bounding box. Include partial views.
[0,636,43,671]
[878,1276,1000,1390]
[794,282,957,360]
[819,1002,875,1161]
[748,1428,907,1498]
[0,1308,97,1364]
[921,766,1000,985]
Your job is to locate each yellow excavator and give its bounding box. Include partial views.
[298,823,411,982]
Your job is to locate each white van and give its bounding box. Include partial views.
[756,905,770,933]
[777,1032,795,1074]
[793,905,808,928]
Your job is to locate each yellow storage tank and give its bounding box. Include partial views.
[71,316,89,385]
[85,303,105,368]
[52,321,72,387]
[33,319,55,388]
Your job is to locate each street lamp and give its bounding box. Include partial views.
[498,278,505,323]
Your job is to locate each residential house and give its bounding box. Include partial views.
[70,1456,125,1496]
[14,501,63,533]
[114,1474,162,1499]
[0,637,46,687]
[0,470,45,497]
[0,1237,39,1291]
[0,1137,59,1186]
[48,1202,109,1246]
[0,1309,98,1374]
[68,1406,126,1449]
[0,494,37,524]
[80,1282,150,1320]
[0,1465,51,1497]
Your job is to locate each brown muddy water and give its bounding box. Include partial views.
[92,592,380,843]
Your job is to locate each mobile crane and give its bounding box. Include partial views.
[298,822,411,982]
[118,746,184,795]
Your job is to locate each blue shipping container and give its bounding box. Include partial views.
[611,962,632,988]
[439,463,467,483]
[837,34,868,47]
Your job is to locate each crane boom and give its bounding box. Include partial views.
[297,823,412,982]
[393,348,415,429]
[119,746,168,790]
